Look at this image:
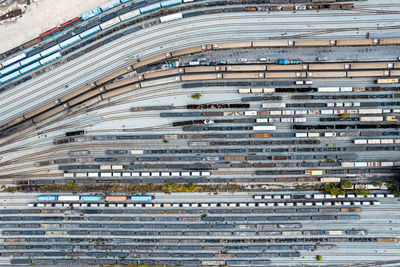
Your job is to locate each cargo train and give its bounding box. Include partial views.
[37,194,154,201]
[3,38,400,136]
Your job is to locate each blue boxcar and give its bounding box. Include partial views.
[121,0,131,3]
[79,26,102,39]
[0,70,21,84]
[19,61,42,74]
[100,0,122,12]
[139,3,161,14]
[40,44,61,57]
[81,7,102,21]
[130,195,154,201]
[38,195,58,201]
[161,0,181,8]
[59,35,82,49]
[81,195,103,201]
[39,52,62,65]
[0,62,21,76]
[20,53,42,66]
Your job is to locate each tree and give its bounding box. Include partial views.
[340,180,353,189]
[316,255,322,261]
[372,180,382,187]
[191,93,201,100]
[339,113,349,119]
[187,183,195,190]
[387,181,400,196]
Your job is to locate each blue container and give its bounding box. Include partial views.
[139,3,161,14]
[79,25,101,39]
[81,7,102,21]
[81,195,103,201]
[37,195,58,201]
[130,195,154,201]
[161,0,181,8]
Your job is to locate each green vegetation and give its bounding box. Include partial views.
[339,113,350,119]
[187,183,195,190]
[319,183,345,196]
[191,93,201,100]
[318,180,371,196]
[386,181,400,196]
[316,255,322,261]
[372,180,382,187]
[201,213,208,219]
[354,189,371,197]
[340,180,353,189]
[163,139,169,143]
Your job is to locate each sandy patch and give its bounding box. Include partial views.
[0,0,111,53]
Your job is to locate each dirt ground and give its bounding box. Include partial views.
[0,0,111,54]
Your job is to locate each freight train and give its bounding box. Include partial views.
[0,0,371,86]
[37,194,154,201]
[2,38,400,136]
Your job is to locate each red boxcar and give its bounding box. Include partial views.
[40,27,60,40]
[60,17,81,31]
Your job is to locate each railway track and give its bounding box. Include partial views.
[2,13,400,124]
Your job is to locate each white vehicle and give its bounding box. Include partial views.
[317,56,328,61]
[238,58,247,62]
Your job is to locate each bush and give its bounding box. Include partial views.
[316,255,322,261]
[354,189,371,197]
[191,93,201,100]
[163,139,169,143]
[387,181,400,196]
[187,183,195,190]
[340,180,353,189]
[372,180,382,187]
[201,213,207,219]
[339,113,349,119]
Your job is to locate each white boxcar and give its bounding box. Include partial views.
[358,109,382,114]
[2,53,26,67]
[20,53,42,66]
[40,45,61,57]
[59,35,81,48]
[160,12,183,23]
[262,103,285,108]
[253,126,276,131]
[100,17,121,30]
[58,195,80,201]
[318,87,340,92]
[119,9,141,21]
[39,52,62,65]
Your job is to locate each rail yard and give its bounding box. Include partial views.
[0,0,400,266]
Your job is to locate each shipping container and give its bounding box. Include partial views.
[79,25,102,39]
[310,170,323,176]
[130,195,154,201]
[161,0,182,8]
[160,12,183,23]
[58,195,80,201]
[100,17,121,30]
[100,0,121,12]
[106,196,128,202]
[140,3,161,14]
[81,195,103,201]
[81,8,102,21]
[38,195,58,201]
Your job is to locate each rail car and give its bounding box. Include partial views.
[4,36,400,133]
[37,194,154,201]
